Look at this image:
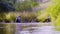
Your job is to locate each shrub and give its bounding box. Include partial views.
[4,12,16,23]
[37,11,49,22]
[46,0,60,31]
[0,13,6,22]
[20,12,38,22]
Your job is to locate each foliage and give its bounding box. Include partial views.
[0,0,15,13]
[46,0,60,30]
[37,11,49,22]
[4,12,16,22]
[0,13,6,22]
[20,12,38,22]
[0,0,39,12]
[46,0,60,23]
[0,12,39,22]
[16,0,39,11]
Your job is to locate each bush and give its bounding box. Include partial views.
[0,13,6,22]
[0,12,39,23]
[37,11,49,22]
[20,12,38,22]
[46,0,60,31]
[4,12,16,23]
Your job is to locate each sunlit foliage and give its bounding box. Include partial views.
[37,11,49,22]
[46,0,60,30]
[5,12,16,22]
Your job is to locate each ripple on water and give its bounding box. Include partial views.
[15,26,60,34]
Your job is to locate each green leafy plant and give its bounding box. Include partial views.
[4,12,16,23]
[46,0,60,31]
[16,0,39,11]
[37,10,49,22]
[20,12,37,22]
[0,13,6,22]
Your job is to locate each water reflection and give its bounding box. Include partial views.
[16,26,60,34]
[15,23,60,34]
[1,23,60,34]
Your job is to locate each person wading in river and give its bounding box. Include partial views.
[16,16,21,23]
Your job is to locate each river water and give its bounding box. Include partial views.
[14,23,60,34]
[1,23,60,34]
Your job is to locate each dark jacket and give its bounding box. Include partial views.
[16,16,21,23]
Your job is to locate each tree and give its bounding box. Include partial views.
[16,0,39,12]
[46,0,60,31]
[0,0,15,13]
